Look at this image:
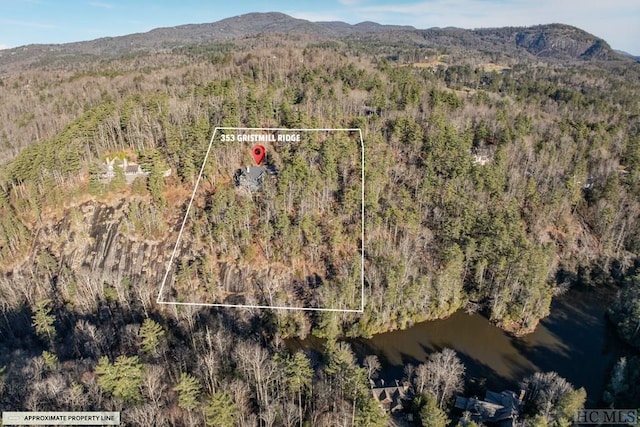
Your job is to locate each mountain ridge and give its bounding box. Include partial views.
[0,12,629,71]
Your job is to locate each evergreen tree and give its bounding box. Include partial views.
[32,299,55,343]
[138,149,167,203]
[173,372,201,411]
[419,393,449,427]
[204,391,237,427]
[130,176,147,196]
[63,146,82,175]
[42,350,58,370]
[109,162,126,192]
[355,395,388,427]
[282,351,313,423]
[88,161,104,196]
[139,318,164,355]
[148,168,164,203]
[95,355,144,404]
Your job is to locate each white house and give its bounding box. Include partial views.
[100,157,171,184]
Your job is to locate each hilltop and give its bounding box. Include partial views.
[0,12,634,166]
[0,12,629,73]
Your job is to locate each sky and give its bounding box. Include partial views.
[0,0,638,54]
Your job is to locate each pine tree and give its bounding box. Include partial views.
[109,163,126,192]
[419,393,449,427]
[88,161,104,196]
[173,372,201,411]
[63,146,82,175]
[282,352,313,423]
[139,318,164,354]
[355,395,388,427]
[42,350,58,370]
[138,149,167,203]
[95,355,144,404]
[204,391,237,427]
[32,299,55,343]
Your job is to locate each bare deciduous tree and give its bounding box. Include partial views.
[413,348,465,408]
[234,341,278,419]
[363,354,381,385]
[143,365,167,407]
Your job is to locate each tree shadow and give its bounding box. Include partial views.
[508,286,625,406]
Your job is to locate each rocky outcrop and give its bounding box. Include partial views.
[1,198,338,312]
[514,24,613,60]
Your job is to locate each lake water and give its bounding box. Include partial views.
[289,286,626,406]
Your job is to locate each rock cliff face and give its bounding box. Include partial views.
[77,202,169,284]
[1,198,333,312]
[514,25,612,60]
[1,200,173,312]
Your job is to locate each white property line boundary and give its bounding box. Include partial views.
[157,127,365,313]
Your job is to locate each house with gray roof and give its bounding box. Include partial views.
[234,165,277,193]
[455,389,525,427]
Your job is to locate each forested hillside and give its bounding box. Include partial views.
[1,13,639,426]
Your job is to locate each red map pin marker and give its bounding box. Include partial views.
[252,144,266,165]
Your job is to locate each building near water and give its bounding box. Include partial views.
[454,389,525,427]
[370,380,412,413]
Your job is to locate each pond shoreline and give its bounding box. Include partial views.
[289,285,627,407]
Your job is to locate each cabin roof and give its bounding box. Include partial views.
[454,389,523,425]
[234,165,277,193]
[371,382,411,413]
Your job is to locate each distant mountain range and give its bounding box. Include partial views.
[0,12,633,71]
[615,50,640,62]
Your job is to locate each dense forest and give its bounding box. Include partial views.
[1,13,639,426]
[158,128,363,311]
